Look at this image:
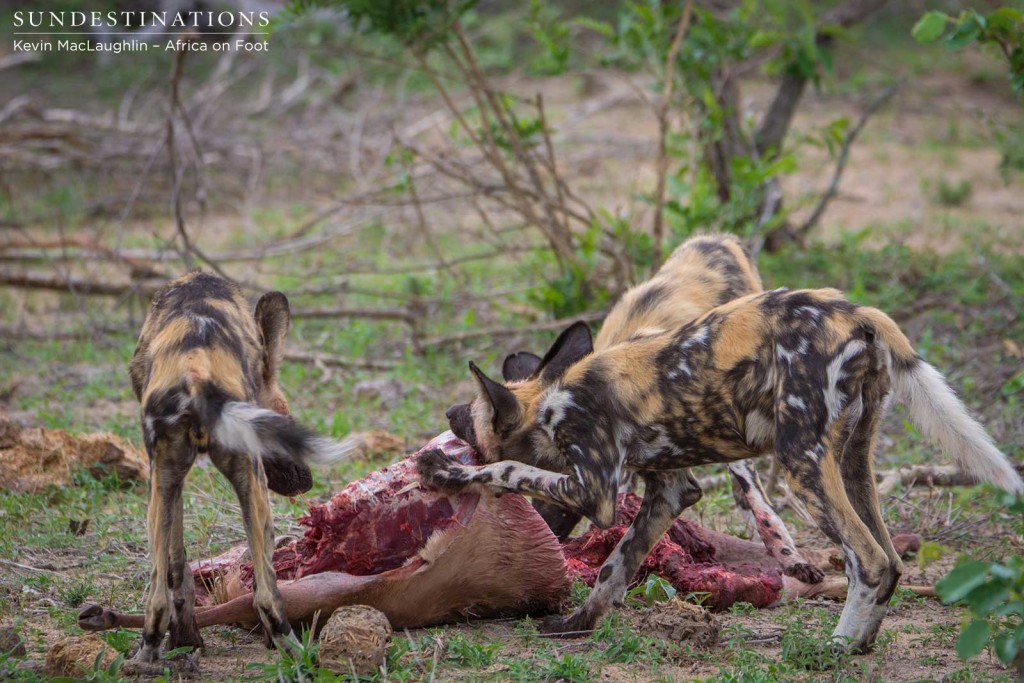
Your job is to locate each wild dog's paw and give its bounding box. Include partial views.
[539,609,598,638]
[167,621,205,653]
[783,562,825,585]
[416,448,470,491]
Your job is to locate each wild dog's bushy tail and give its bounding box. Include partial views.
[859,307,1024,494]
[193,383,353,496]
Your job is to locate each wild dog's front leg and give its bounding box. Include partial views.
[541,470,702,636]
[417,449,618,528]
[727,460,823,584]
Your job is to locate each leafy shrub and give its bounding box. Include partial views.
[935,493,1024,675]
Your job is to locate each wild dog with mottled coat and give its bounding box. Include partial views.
[422,287,1023,652]
[127,271,349,664]
[446,234,821,582]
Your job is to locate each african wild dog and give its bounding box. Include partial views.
[446,234,822,583]
[126,271,349,664]
[421,287,1023,652]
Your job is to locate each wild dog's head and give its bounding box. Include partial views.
[131,271,294,417]
[446,349,541,450]
[451,322,594,469]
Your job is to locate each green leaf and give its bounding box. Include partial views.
[945,15,982,50]
[993,632,1019,666]
[916,540,946,570]
[912,11,950,43]
[936,560,989,603]
[572,17,614,39]
[956,619,991,660]
[962,579,1010,615]
[987,7,1024,34]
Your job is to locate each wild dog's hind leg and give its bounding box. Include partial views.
[836,364,903,620]
[776,402,897,653]
[542,470,702,636]
[210,449,298,653]
[727,460,823,584]
[136,433,190,664]
[167,520,204,655]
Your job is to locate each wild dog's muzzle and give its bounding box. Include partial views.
[446,404,477,450]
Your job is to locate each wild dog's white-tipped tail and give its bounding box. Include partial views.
[890,361,1023,494]
[302,434,359,465]
[209,401,354,496]
[859,306,1023,494]
[214,402,354,465]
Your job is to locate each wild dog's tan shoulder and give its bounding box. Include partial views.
[596,234,763,350]
[563,334,670,418]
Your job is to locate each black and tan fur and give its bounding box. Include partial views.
[423,287,1023,652]
[446,234,821,582]
[129,271,348,664]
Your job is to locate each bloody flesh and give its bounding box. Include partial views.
[80,432,925,636]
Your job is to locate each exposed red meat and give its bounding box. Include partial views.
[79,432,928,637]
[563,493,783,609]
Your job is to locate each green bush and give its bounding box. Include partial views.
[935,493,1024,675]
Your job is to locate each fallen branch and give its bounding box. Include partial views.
[876,464,985,498]
[0,53,41,72]
[422,310,606,348]
[291,306,417,325]
[0,271,162,297]
[283,350,398,371]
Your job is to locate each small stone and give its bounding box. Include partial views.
[0,626,26,657]
[637,598,720,648]
[318,605,392,676]
[46,635,119,678]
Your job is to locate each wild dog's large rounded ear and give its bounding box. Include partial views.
[254,291,291,383]
[469,361,521,436]
[502,351,543,382]
[537,321,593,384]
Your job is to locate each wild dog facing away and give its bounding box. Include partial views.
[421,287,1024,652]
[118,271,350,665]
[446,233,823,584]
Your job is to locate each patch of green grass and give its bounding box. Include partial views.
[540,652,593,683]
[58,577,96,608]
[445,632,500,668]
[924,177,973,207]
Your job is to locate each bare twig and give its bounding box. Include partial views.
[165,46,230,280]
[792,85,898,240]
[651,1,694,270]
[167,49,195,270]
